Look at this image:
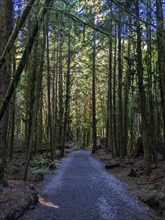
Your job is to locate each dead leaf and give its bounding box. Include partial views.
[39,196,59,209]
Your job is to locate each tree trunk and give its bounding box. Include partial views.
[25,36,37,158]
[23,26,46,181]
[146,1,157,164]
[46,14,54,160]
[0,0,13,186]
[113,26,117,156]
[62,34,71,156]
[107,30,114,157]
[123,23,132,156]
[118,20,123,158]
[54,44,58,148]
[92,30,97,153]
[58,34,64,151]
[156,0,165,158]
[135,0,152,175]
[9,49,16,161]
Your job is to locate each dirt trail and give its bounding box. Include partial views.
[20,150,153,220]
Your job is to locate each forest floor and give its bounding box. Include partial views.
[0,180,38,219]
[0,146,66,220]
[93,149,165,219]
[0,147,164,219]
[17,150,157,220]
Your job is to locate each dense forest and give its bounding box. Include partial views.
[0,0,165,186]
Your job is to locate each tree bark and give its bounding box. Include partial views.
[58,34,64,151]
[118,20,123,158]
[92,30,97,153]
[107,31,114,156]
[46,14,54,160]
[9,49,16,161]
[23,26,46,181]
[62,34,71,156]
[123,22,132,157]
[135,0,152,175]
[156,0,165,158]
[0,0,13,186]
[113,26,117,156]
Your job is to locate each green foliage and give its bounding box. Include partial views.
[8,0,165,163]
[30,154,53,174]
[54,159,60,167]
[30,166,49,174]
[148,182,160,191]
[34,154,51,165]
[74,141,83,150]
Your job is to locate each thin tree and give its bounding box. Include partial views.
[46,14,54,160]
[113,25,117,156]
[92,29,97,153]
[62,33,71,156]
[118,16,123,158]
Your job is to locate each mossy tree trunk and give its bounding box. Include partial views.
[135,0,152,175]
[123,27,132,156]
[0,0,13,186]
[156,0,165,158]
[23,26,46,181]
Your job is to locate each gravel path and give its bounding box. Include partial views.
[20,150,152,220]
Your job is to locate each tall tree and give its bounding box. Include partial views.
[135,0,152,175]
[113,25,117,156]
[62,33,71,156]
[0,0,13,186]
[92,29,97,153]
[23,27,46,181]
[58,34,64,151]
[46,14,54,160]
[123,22,132,157]
[118,15,123,157]
[156,0,165,158]
[106,20,114,157]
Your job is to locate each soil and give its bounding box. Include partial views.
[93,149,165,219]
[0,180,38,220]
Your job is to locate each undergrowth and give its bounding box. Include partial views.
[30,154,60,174]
